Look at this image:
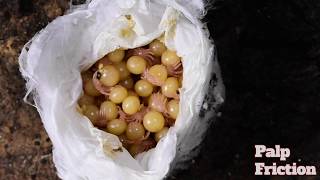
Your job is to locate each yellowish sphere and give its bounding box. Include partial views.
[98,65,120,87]
[148,94,166,112]
[143,111,165,132]
[154,127,169,142]
[161,50,181,66]
[148,65,167,84]
[107,49,125,63]
[134,80,153,97]
[149,40,166,57]
[83,104,100,123]
[84,79,101,96]
[122,96,140,115]
[127,56,146,74]
[161,77,179,98]
[106,119,127,135]
[100,101,118,120]
[114,62,130,80]
[109,85,128,104]
[129,144,141,157]
[120,77,134,89]
[78,93,95,107]
[167,99,179,119]
[126,122,145,140]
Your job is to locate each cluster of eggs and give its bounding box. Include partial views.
[78,39,182,156]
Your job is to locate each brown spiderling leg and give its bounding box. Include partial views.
[149,92,168,113]
[118,106,134,122]
[138,138,157,151]
[132,131,151,144]
[167,61,183,77]
[131,106,149,124]
[127,48,159,66]
[129,138,157,157]
[148,92,176,126]
[118,105,149,124]
[141,69,165,86]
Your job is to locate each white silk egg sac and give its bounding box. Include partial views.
[19,0,225,179]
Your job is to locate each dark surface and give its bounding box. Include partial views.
[1,0,320,179]
[0,1,67,179]
[176,0,320,179]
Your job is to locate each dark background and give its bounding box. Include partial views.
[0,0,319,179]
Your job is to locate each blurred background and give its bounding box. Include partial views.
[0,0,319,179]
